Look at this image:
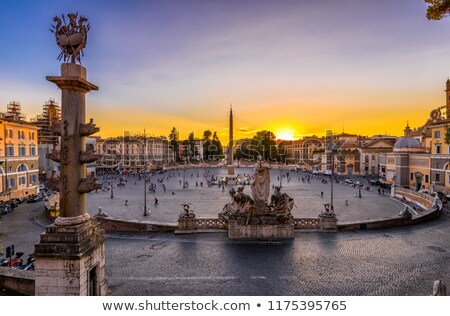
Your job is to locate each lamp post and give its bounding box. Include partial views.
[143,130,149,216]
[109,175,114,198]
[143,174,148,216]
[330,150,334,212]
[279,167,282,188]
[183,168,186,189]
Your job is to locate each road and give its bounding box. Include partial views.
[1,191,449,295]
[105,211,450,296]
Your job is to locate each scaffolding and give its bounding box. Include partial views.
[2,101,26,121]
[31,98,61,144]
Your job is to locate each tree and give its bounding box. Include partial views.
[252,130,278,161]
[211,131,224,159]
[202,130,212,140]
[425,0,450,20]
[445,126,450,145]
[188,132,198,160]
[202,130,213,160]
[168,127,179,162]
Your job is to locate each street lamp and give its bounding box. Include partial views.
[143,173,148,216]
[143,130,149,216]
[279,167,282,188]
[329,146,336,212]
[183,168,186,189]
[109,174,114,199]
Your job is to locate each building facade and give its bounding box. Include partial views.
[96,136,173,171]
[0,118,40,200]
[380,80,450,194]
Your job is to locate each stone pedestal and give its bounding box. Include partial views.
[34,220,107,295]
[228,166,235,176]
[319,214,338,231]
[390,185,396,198]
[177,217,196,231]
[228,220,294,239]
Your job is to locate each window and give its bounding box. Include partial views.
[29,146,36,156]
[410,173,414,180]
[7,178,15,188]
[436,173,441,182]
[19,165,27,172]
[30,175,37,183]
[19,146,26,156]
[425,175,429,183]
[8,129,12,138]
[372,155,375,160]
[19,176,26,185]
[434,130,441,139]
[436,145,441,154]
[6,146,14,156]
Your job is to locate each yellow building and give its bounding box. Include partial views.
[0,118,40,201]
[381,79,450,194]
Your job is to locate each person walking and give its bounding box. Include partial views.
[154,197,159,205]
[125,200,128,206]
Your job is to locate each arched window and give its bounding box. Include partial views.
[17,164,28,172]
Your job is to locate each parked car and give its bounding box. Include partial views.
[13,197,24,204]
[27,195,43,203]
[0,205,11,215]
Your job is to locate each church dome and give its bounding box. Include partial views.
[393,137,422,152]
[393,123,423,152]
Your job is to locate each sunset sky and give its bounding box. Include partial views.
[0,0,449,141]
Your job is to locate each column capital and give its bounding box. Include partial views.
[46,76,98,93]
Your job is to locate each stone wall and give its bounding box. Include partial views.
[338,207,441,231]
[0,267,35,295]
[95,215,177,232]
[394,187,435,210]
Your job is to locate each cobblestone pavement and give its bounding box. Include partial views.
[0,201,47,257]
[0,167,448,296]
[87,168,407,223]
[106,211,450,296]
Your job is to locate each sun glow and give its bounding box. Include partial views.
[276,129,296,140]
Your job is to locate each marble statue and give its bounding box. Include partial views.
[219,157,294,225]
[251,157,271,203]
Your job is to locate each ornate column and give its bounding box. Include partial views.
[34,13,107,296]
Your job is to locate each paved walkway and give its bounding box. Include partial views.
[1,167,445,296]
[87,167,408,224]
[106,212,450,295]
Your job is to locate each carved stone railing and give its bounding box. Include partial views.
[293,218,320,230]
[195,218,228,230]
[191,217,320,230]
